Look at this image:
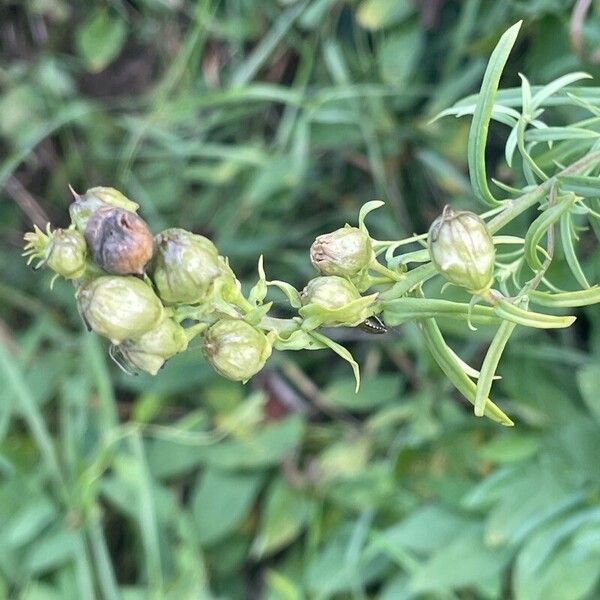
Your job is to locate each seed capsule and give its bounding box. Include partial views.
[151,228,225,305]
[69,186,139,233]
[310,226,373,278]
[299,276,377,327]
[203,319,272,382]
[45,229,88,279]
[84,207,154,275]
[428,205,496,294]
[24,225,87,279]
[301,276,362,309]
[76,276,163,344]
[117,317,189,375]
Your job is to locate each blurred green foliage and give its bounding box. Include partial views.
[1,0,600,598]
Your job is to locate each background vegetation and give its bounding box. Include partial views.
[1,0,600,598]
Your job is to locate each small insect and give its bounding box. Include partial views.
[358,315,388,335]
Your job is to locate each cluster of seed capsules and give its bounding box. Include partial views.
[23,187,386,382]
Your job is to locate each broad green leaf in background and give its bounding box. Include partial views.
[513,508,600,600]
[357,0,415,31]
[324,374,403,412]
[147,415,305,477]
[306,523,388,596]
[409,524,511,594]
[75,9,127,73]
[372,504,473,557]
[192,469,264,546]
[577,364,600,423]
[252,478,312,558]
[379,23,424,87]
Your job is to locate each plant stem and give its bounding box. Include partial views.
[487,148,600,233]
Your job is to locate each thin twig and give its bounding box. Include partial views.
[5,176,50,228]
[280,360,360,426]
[570,0,598,61]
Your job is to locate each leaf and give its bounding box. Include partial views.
[382,297,500,326]
[419,318,514,426]
[410,524,511,593]
[358,200,385,232]
[560,212,591,289]
[147,415,305,477]
[468,21,522,206]
[75,9,127,73]
[531,72,592,110]
[324,375,402,412]
[379,23,423,86]
[528,286,600,308]
[493,299,575,329]
[577,364,600,422]
[474,320,517,416]
[373,504,472,556]
[480,432,541,463]
[3,497,57,549]
[192,469,264,546]
[308,331,361,392]
[25,529,78,575]
[524,194,575,271]
[513,509,600,600]
[482,463,578,547]
[559,174,600,197]
[357,0,415,31]
[306,524,387,595]
[252,478,312,558]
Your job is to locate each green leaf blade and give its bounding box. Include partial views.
[468,21,522,206]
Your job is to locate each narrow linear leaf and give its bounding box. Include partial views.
[383,297,500,326]
[524,196,576,270]
[309,331,360,392]
[474,321,517,416]
[560,212,591,289]
[559,174,600,197]
[359,200,385,232]
[468,21,522,206]
[419,318,513,426]
[528,286,600,307]
[531,72,592,109]
[230,1,308,86]
[493,299,575,329]
[525,127,600,142]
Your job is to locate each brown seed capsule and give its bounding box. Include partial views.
[85,207,154,275]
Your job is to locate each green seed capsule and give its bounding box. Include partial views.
[69,186,139,233]
[45,229,88,279]
[117,317,189,375]
[151,228,225,305]
[310,226,373,278]
[203,319,272,382]
[302,276,361,309]
[428,206,495,294]
[76,276,163,344]
[299,276,377,327]
[24,225,87,279]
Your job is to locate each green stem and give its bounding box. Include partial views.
[487,148,600,234]
[380,263,438,300]
[369,259,403,282]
